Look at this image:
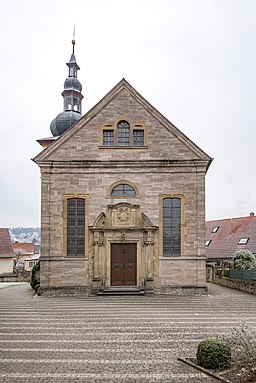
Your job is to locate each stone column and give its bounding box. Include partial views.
[143,230,155,291]
[92,230,104,292]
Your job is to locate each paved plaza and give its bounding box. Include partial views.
[0,283,255,383]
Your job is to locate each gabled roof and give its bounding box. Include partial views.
[33,78,212,167]
[0,228,15,258]
[12,242,35,255]
[205,215,256,260]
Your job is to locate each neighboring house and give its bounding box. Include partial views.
[0,228,15,274]
[24,254,40,271]
[33,40,212,296]
[34,244,41,256]
[28,244,41,270]
[12,242,40,271]
[205,214,256,264]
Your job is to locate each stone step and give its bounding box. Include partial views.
[97,286,145,296]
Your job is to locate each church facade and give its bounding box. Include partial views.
[34,42,212,296]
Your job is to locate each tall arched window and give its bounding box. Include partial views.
[67,198,85,256]
[117,121,130,146]
[111,183,136,197]
[163,197,181,256]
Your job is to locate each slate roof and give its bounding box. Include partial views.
[12,243,35,255]
[205,215,256,260]
[0,228,15,258]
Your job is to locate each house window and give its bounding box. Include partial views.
[103,130,114,146]
[67,198,85,256]
[111,183,136,197]
[163,198,181,257]
[133,130,144,146]
[238,237,249,245]
[212,226,219,233]
[117,121,130,146]
[205,240,212,246]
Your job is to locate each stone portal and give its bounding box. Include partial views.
[89,203,158,293]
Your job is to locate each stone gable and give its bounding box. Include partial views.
[35,80,211,164]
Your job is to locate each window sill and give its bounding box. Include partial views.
[98,145,148,149]
[159,256,206,260]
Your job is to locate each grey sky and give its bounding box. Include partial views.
[0,0,255,227]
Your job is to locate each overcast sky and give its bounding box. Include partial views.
[0,0,255,227]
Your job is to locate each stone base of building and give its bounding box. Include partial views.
[155,285,208,295]
[38,285,90,297]
[38,256,207,297]
[38,284,207,297]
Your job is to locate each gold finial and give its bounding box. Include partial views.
[72,24,76,45]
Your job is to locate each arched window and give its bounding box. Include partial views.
[111,183,136,197]
[67,198,85,256]
[102,119,145,147]
[117,121,130,146]
[163,197,181,256]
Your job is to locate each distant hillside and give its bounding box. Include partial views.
[9,227,41,244]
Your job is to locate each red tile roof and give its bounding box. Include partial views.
[206,216,256,260]
[12,243,35,255]
[0,228,15,258]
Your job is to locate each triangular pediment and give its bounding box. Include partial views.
[33,79,212,167]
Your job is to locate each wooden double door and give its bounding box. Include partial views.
[111,243,137,286]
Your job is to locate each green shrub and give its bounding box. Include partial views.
[196,338,231,369]
[30,262,40,291]
[233,250,256,270]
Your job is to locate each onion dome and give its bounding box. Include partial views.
[64,76,82,92]
[50,36,83,137]
[50,111,81,137]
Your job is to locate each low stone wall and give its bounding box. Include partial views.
[0,271,30,283]
[206,265,256,294]
[214,275,256,295]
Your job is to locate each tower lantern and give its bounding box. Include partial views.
[50,36,83,137]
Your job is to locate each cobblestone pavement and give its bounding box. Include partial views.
[0,283,255,383]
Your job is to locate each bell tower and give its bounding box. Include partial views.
[50,32,84,137]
